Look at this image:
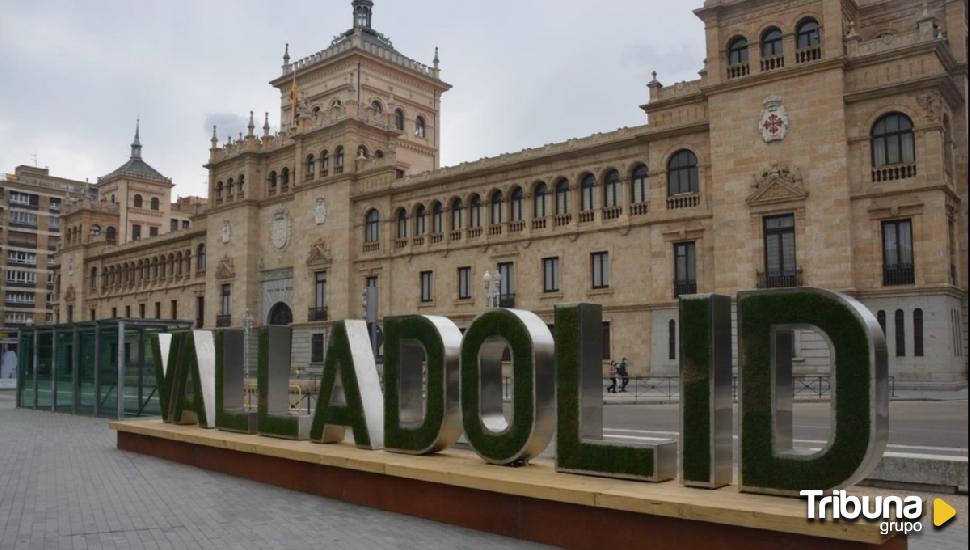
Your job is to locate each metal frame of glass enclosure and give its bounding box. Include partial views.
[16,319,194,419]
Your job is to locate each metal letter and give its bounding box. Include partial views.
[461,308,555,465]
[383,315,461,454]
[738,288,889,495]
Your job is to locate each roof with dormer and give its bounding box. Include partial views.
[98,121,171,184]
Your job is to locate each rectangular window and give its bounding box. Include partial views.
[170,219,178,232]
[311,333,325,363]
[149,226,159,237]
[457,267,471,300]
[182,220,190,229]
[542,257,560,293]
[602,321,611,359]
[196,296,205,328]
[420,271,433,303]
[882,219,914,285]
[125,305,131,318]
[221,284,231,315]
[498,262,515,300]
[591,252,609,289]
[674,241,697,297]
[155,302,161,319]
[90,309,96,321]
[171,300,178,320]
[131,224,141,241]
[763,214,796,274]
[67,305,74,323]
[314,271,327,309]
[139,304,146,318]
[111,307,117,318]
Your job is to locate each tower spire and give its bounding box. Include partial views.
[210,125,219,149]
[263,112,271,137]
[130,118,143,160]
[247,110,255,137]
[352,0,373,30]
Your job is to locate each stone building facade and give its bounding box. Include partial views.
[60,0,968,387]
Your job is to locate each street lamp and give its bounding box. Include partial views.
[242,308,254,386]
[483,270,498,309]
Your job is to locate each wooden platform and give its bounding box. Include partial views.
[111,420,904,550]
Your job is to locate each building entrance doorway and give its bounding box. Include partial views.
[267,302,293,326]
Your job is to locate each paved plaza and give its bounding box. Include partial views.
[0,392,543,550]
[1,391,966,549]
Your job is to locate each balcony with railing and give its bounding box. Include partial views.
[674,280,697,298]
[602,206,622,221]
[727,62,749,79]
[554,213,572,227]
[760,55,784,71]
[872,163,916,182]
[393,238,408,250]
[215,314,232,328]
[362,241,380,253]
[883,264,914,286]
[796,46,821,64]
[498,293,516,308]
[308,306,329,322]
[466,227,482,239]
[508,220,524,233]
[578,210,595,224]
[630,202,649,216]
[666,193,699,210]
[412,235,425,247]
[449,230,462,242]
[757,268,804,289]
[488,224,502,236]
[531,217,548,230]
[429,232,443,244]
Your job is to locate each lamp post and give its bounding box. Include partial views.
[483,270,498,309]
[242,308,254,400]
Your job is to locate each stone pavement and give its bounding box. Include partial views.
[0,392,545,550]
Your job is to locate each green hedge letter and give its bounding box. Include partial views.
[383,315,462,454]
[556,304,676,481]
[461,308,555,465]
[150,331,214,427]
[738,288,888,495]
[311,320,384,449]
[215,330,257,433]
[679,294,733,488]
[257,326,312,440]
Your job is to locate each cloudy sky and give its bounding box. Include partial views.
[0,0,705,198]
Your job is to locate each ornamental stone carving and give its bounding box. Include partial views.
[747,163,808,206]
[222,220,232,244]
[314,198,328,225]
[759,96,789,143]
[215,255,236,280]
[307,240,333,267]
[64,286,76,303]
[917,93,942,124]
[271,208,291,250]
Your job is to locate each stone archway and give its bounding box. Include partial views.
[267,302,293,326]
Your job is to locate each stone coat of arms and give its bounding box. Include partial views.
[759,96,789,143]
[272,208,290,250]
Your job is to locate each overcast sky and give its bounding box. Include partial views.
[0,0,705,199]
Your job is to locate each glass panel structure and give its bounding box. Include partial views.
[15,319,192,419]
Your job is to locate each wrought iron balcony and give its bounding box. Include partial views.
[498,293,516,308]
[757,268,803,289]
[674,279,697,298]
[215,314,232,328]
[883,264,915,286]
[308,306,329,322]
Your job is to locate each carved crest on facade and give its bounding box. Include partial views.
[271,208,290,250]
[314,198,328,225]
[64,286,76,303]
[215,256,235,280]
[747,164,808,206]
[306,240,333,267]
[759,96,789,143]
[222,220,232,244]
[917,93,942,124]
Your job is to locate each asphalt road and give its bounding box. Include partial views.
[600,400,969,457]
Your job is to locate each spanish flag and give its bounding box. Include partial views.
[289,71,300,115]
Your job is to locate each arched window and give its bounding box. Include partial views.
[396,209,408,239]
[90,267,98,290]
[268,171,278,194]
[335,146,345,172]
[216,182,224,200]
[450,198,463,230]
[415,116,426,138]
[796,18,820,51]
[667,150,699,196]
[106,226,117,243]
[894,309,906,357]
[580,174,596,212]
[555,179,570,214]
[371,100,383,115]
[668,319,677,360]
[150,197,160,211]
[631,164,649,204]
[306,154,316,179]
[431,202,443,233]
[227,178,234,196]
[876,310,886,334]
[469,194,482,228]
[237,175,245,196]
[761,27,783,58]
[533,182,548,218]
[490,191,504,225]
[603,170,620,208]
[871,112,915,167]
[395,109,405,131]
[913,308,924,357]
[728,36,749,71]
[196,244,206,272]
[133,194,143,208]
[320,150,330,176]
[91,224,102,236]
[357,145,368,160]
[364,209,380,243]
[374,149,384,159]
[510,187,524,221]
[414,204,427,236]
[280,167,290,191]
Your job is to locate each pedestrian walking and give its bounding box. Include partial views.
[607,361,618,393]
[618,357,630,392]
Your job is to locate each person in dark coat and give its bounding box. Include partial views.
[617,357,630,392]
